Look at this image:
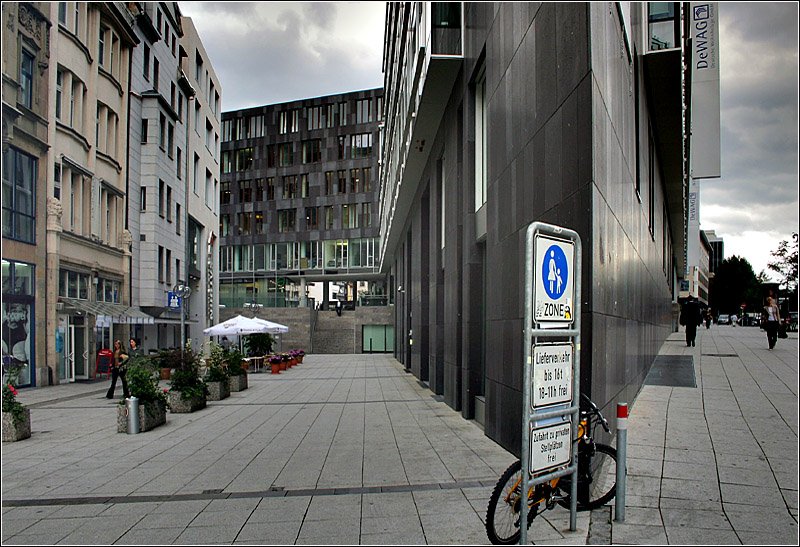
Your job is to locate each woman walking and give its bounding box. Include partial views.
[763,296,782,350]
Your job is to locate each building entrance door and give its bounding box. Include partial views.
[59,316,88,382]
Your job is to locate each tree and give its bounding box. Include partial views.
[767,232,798,294]
[708,255,761,315]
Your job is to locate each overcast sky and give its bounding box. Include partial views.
[179,2,799,280]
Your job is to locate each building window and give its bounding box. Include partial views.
[306,207,319,230]
[158,180,165,217]
[325,206,334,230]
[355,98,372,124]
[474,65,487,211]
[350,168,360,193]
[300,174,309,198]
[278,143,293,167]
[307,106,322,130]
[220,214,230,237]
[166,186,172,222]
[166,249,172,284]
[19,50,34,109]
[235,147,253,171]
[363,166,372,192]
[176,148,182,179]
[325,171,334,195]
[338,101,348,126]
[141,119,148,143]
[239,181,252,203]
[158,246,164,282]
[302,139,322,163]
[266,177,275,200]
[58,2,67,25]
[282,175,298,199]
[98,25,107,67]
[140,187,146,211]
[59,269,90,299]
[342,204,358,228]
[193,153,199,194]
[338,135,346,160]
[221,182,231,204]
[96,278,121,303]
[325,104,335,128]
[649,2,679,50]
[153,57,159,91]
[238,212,251,235]
[351,133,372,159]
[2,147,36,243]
[337,170,347,194]
[255,211,265,234]
[278,209,296,232]
[143,43,150,80]
[361,203,372,227]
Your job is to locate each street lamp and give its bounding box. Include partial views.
[173,282,192,358]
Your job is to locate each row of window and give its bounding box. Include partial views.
[220,202,372,236]
[156,245,181,286]
[222,133,373,173]
[219,238,378,272]
[58,269,120,303]
[223,97,382,142]
[221,167,373,205]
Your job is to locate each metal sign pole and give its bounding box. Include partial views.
[521,221,582,545]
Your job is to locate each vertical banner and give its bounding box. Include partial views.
[690,2,721,179]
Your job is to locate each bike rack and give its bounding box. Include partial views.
[521,222,582,544]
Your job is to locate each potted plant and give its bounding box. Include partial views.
[269,354,282,374]
[293,349,305,364]
[2,363,30,442]
[166,347,208,413]
[203,345,230,401]
[225,346,248,391]
[245,332,274,357]
[116,355,168,433]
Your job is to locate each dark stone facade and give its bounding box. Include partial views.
[386,3,678,454]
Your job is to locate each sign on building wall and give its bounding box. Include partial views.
[690,2,721,179]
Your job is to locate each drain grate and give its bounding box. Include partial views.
[645,355,696,388]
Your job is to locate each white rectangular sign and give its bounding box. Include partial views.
[532,343,573,408]
[529,421,572,474]
[534,235,575,325]
[690,2,721,179]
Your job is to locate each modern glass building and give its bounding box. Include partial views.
[219,88,388,314]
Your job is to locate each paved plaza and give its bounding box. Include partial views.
[2,325,798,545]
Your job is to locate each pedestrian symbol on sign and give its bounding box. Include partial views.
[542,245,569,300]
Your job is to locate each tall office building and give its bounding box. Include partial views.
[380,3,715,451]
[703,229,724,274]
[219,89,391,353]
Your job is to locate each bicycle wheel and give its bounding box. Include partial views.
[557,442,617,511]
[485,461,539,545]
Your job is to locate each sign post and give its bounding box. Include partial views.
[520,222,581,545]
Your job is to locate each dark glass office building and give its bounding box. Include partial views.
[219,88,386,312]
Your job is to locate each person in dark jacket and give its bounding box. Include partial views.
[680,296,703,347]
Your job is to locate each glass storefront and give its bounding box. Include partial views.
[2,259,35,386]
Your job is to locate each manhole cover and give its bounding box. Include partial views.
[645,355,696,388]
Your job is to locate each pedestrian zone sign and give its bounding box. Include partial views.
[167,292,181,310]
[534,234,575,325]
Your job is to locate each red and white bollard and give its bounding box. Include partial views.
[615,403,628,522]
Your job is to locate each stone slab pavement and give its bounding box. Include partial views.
[2,324,797,545]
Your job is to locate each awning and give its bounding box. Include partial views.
[59,298,155,325]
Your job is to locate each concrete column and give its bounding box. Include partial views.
[46,197,63,385]
[300,277,307,308]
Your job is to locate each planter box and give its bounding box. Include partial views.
[207,379,230,401]
[229,373,248,392]
[2,407,31,442]
[117,400,167,433]
[168,391,207,413]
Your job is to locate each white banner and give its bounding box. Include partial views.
[690,2,721,179]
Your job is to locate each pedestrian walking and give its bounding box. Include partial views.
[129,337,142,358]
[106,339,130,399]
[680,296,702,347]
[762,296,782,350]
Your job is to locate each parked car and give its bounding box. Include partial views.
[717,314,730,325]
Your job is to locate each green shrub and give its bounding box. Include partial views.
[245,333,273,356]
[122,355,168,411]
[225,347,246,376]
[167,347,208,400]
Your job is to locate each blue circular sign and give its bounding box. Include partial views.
[541,245,569,300]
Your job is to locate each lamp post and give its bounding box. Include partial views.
[173,282,192,358]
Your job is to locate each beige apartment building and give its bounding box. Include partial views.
[2,2,51,387]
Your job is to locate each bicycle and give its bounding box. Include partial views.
[485,394,617,545]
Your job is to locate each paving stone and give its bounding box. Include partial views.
[664,526,741,544]
[611,522,668,544]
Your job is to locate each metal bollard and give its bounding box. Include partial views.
[126,396,140,435]
[615,402,628,522]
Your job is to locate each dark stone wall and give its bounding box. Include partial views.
[389,3,676,455]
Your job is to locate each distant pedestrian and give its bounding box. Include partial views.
[763,296,782,350]
[335,299,343,317]
[704,310,712,329]
[731,314,738,327]
[129,337,141,357]
[680,296,702,347]
[106,339,130,399]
